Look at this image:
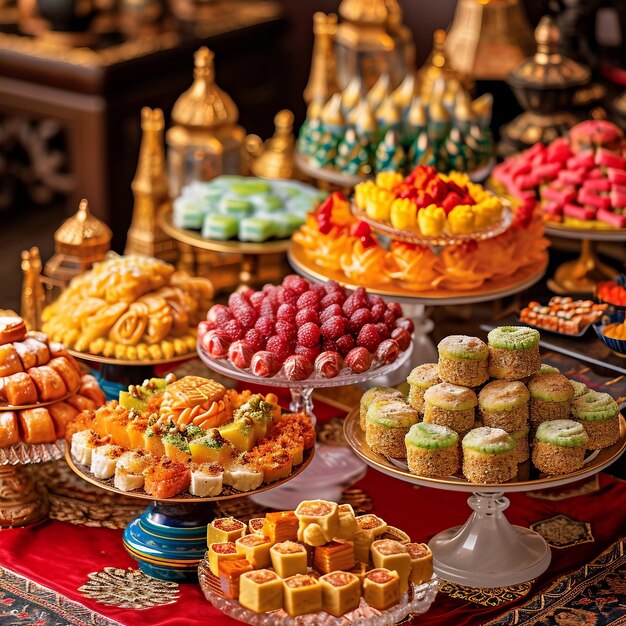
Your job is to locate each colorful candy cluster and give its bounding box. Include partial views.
[198,276,413,380]
[493,120,626,228]
[354,166,504,237]
[597,275,626,307]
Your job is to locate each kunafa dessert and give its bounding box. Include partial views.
[359,387,404,431]
[405,422,459,478]
[478,380,529,433]
[532,420,589,475]
[461,427,517,484]
[528,374,575,432]
[407,363,441,413]
[204,501,433,618]
[423,383,477,436]
[571,391,620,449]
[437,335,488,387]
[487,327,541,380]
[365,401,419,458]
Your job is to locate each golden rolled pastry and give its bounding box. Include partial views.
[109,302,149,345]
[80,302,129,344]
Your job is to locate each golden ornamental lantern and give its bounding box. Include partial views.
[125,107,178,262]
[44,199,112,284]
[334,0,414,91]
[251,110,297,180]
[303,13,340,106]
[444,0,535,81]
[166,47,246,198]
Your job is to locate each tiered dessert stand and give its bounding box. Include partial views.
[545,223,626,294]
[344,408,626,588]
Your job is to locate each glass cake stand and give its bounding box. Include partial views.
[0,440,65,527]
[343,408,626,588]
[65,445,315,583]
[544,224,626,294]
[197,340,413,420]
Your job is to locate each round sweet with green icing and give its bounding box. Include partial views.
[366,401,419,429]
[488,326,540,350]
[570,380,590,401]
[438,335,488,361]
[538,364,560,376]
[424,383,477,411]
[407,363,441,389]
[462,427,515,455]
[479,380,529,412]
[360,387,404,424]
[528,374,574,403]
[405,422,458,450]
[511,424,530,441]
[571,391,619,421]
[535,419,589,447]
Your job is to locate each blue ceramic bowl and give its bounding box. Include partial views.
[594,310,626,358]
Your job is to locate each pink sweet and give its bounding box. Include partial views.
[582,178,610,192]
[376,339,400,365]
[533,162,561,182]
[586,168,603,179]
[283,354,314,381]
[595,148,626,170]
[557,169,585,186]
[203,331,231,358]
[577,189,610,210]
[251,351,280,378]
[563,203,597,221]
[608,168,626,185]
[228,340,254,369]
[566,151,595,170]
[610,187,626,209]
[344,347,373,374]
[541,201,563,216]
[314,351,344,379]
[541,185,575,204]
[597,208,626,227]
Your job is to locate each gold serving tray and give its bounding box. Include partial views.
[65,444,315,503]
[289,241,548,305]
[0,380,81,411]
[67,350,195,368]
[343,407,626,493]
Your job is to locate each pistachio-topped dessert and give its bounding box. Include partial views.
[406,364,441,413]
[437,335,489,387]
[571,391,620,450]
[527,373,575,432]
[462,427,517,484]
[366,401,419,458]
[532,420,589,475]
[487,327,541,380]
[405,422,459,478]
[478,380,529,433]
[423,383,477,436]
[360,387,405,431]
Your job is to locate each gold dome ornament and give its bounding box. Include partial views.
[125,108,178,263]
[250,110,297,180]
[44,199,112,284]
[166,47,246,198]
[444,0,535,81]
[303,12,339,106]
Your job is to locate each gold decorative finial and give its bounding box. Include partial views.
[342,76,363,113]
[21,247,46,331]
[375,94,400,129]
[339,0,388,26]
[126,107,177,261]
[251,109,297,180]
[391,73,416,111]
[321,93,345,128]
[367,74,391,112]
[303,13,339,104]
[406,96,427,128]
[353,100,377,138]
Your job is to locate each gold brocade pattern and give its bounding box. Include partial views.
[78,567,179,609]
[439,580,532,607]
[531,515,594,549]
[528,475,600,501]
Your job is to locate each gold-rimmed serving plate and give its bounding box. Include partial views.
[343,408,626,493]
[64,445,315,503]
[67,349,195,368]
[0,381,81,411]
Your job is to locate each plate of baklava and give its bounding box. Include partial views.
[198,501,439,625]
[65,375,316,501]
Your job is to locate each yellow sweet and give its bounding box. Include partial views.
[354,180,376,208]
[365,188,395,221]
[239,570,283,613]
[390,198,417,230]
[417,205,446,237]
[375,171,403,191]
[448,205,476,234]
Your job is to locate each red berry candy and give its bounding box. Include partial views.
[386,302,403,319]
[357,324,381,353]
[370,303,386,322]
[322,339,339,353]
[295,307,319,327]
[296,290,321,310]
[383,309,396,328]
[314,351,344,379]
[249,291,265,310]
[320,315,348,340]
[266,336,294,361]
[297,322,321,348]
[342,295,360,318]
[222,319,245,341]
[324,281,343,294]
[395,317,414,334]
[349,308,373,333]
[391,327,411,351]
[245,329,264,351]
[251,351,280,378]
[376,339,400,364]
[345,347,372,374]
[282,275,310,296]
[295,345,321,362]
[228,340,254,369]
[320,304,343,323]
[203,331,231,358]
[255,316,275,336]
[336,334,355,356]
[207,304,232,325]
[277,287,299,306]
[283,354,314,381]
[375,322,390,340]
[259,299,275,319]
[277,303,297,321]
[321,291,345,308]
[275,320,297,341]
[239,287,255,302]
[197,320,215,336]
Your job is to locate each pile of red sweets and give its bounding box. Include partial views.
[493,120,626,228]
[198,275,413,380]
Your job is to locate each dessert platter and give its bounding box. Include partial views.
[344,326,626,587]
[198,501,439,625]
[196,274,414,417]
[64,373,317,581]
[492,120,626,292]
[519,297,607,337]
[0,315,107,527]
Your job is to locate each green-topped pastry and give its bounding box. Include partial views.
[437,335,488,387]
[239,217,275,242]
[407,363,440,414]
[527,373,574,432]
[569,380,590,400]
[405,422,459,478]
[462,427,517,484]
[359,387,405,431]
[532,419,589,475]
[538,364,560,376]
[487,326,541,380]
[423,382,477,436]
[571,391,620,450]
[365,401,418,458]
[229,180,271,196]
[510,425,530,463]
[218,197,254,220]
[478,380,529,433]
[202,215,239,240]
